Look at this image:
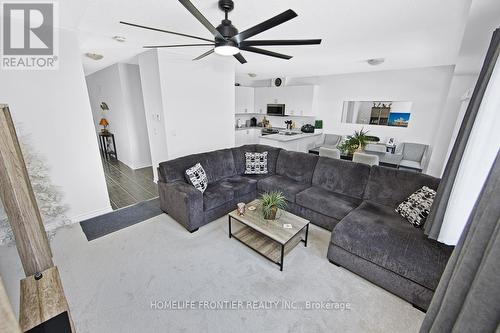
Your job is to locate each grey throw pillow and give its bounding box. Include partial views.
[245,152,268,174]
[185,163,208,193]
[396,186,436,227]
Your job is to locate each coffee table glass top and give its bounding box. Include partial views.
[228,199,309,245]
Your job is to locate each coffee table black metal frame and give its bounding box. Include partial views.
[228,215,309,271]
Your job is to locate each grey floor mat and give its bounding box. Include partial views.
[80,198,162,241]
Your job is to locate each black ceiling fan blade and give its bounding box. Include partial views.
[240,46,292,60]
[143,44,214,49]
[233,9,298,43]
[120,21,213,43]
[233,53,247,64]
[239,39,321,47]
[178,0,224,40]
[193,49,214,61]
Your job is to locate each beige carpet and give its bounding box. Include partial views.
[0,213,424,332]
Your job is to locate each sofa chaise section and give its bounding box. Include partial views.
[327,166,453,310]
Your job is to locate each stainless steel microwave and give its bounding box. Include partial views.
[267,104,286,116]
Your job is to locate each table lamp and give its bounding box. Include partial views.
[99,118,109,132]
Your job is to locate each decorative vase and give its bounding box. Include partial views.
[264,206,278,220]
[237,202,245,216]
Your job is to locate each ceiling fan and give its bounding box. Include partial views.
[120,0,321,64]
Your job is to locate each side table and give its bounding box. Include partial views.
[98,132,117,160]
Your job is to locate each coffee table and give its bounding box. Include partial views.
[228,199,310,271]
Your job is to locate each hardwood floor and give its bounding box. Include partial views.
[101,158,158,210]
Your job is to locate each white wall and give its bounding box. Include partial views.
[426,74,478,176]
[137,50,235,180]
[86,63,152,169]
[118,64,152,169]
[288,66,454,145]
[241,66,453,174]
[137,50,169,181]
[157,52,235,160]
[0,29,111,221]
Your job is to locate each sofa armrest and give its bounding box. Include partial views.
[158,181,204,232]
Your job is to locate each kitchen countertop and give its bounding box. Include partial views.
[235,126,262,131]
[259,132,321,142]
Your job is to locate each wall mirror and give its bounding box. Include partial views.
[341,101,412,127]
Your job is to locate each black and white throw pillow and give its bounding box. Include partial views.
[185,163,208,193]
[245,152,268,175]
[396,186,436,227]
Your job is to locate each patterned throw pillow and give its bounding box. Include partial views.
[396,186,436,227]
[245,152,268,175]
[185,163,208,193]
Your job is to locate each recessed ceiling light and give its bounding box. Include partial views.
[367,58,385,66]
[85,53,104,60]
[112,36,126,42]
[248,73,257,78]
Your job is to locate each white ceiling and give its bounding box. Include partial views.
[66,0,497,78]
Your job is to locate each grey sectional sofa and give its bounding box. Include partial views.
[158,144,453,310]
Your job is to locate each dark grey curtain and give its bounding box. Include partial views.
[420,150,500,332]
[425,28,500,239]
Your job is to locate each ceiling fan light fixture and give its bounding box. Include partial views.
[214,45,239,56]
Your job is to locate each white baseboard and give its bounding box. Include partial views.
[131,163,153,170]
[70,206,113,223]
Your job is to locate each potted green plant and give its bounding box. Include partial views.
[259,191,287,220]
[352,128,369,151]
[337,128,370,154]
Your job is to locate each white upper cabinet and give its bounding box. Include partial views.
[253,85,316,116]
[283,85,316,116]
[235,86,254,114]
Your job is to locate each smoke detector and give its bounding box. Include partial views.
[112,36,127,42]
[367,58,385,66]
[85,53,104,60]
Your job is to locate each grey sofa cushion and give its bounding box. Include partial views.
[203,182,234,211]
[312,157,370,199]
[327,244,434,310]
[231,145,256,174]
[363,166,440,207]
[159,152,207,183]
[220,175,257,197]
[158,148,236,185]
[203,148,237,183]
[257,175,310,202]
[331,201,453,290]
[276,150,318,184]
[296,186,361,221]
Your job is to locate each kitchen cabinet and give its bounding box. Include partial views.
[235,128,261,146]
[235,86,254,114]
[254,85,316,116]
[284,85,316,116]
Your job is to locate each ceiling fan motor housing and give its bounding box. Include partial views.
[216,19,238,39]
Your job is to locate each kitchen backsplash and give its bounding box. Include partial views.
[235,115,316,129]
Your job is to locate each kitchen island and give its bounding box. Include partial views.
[259,132,322,153]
